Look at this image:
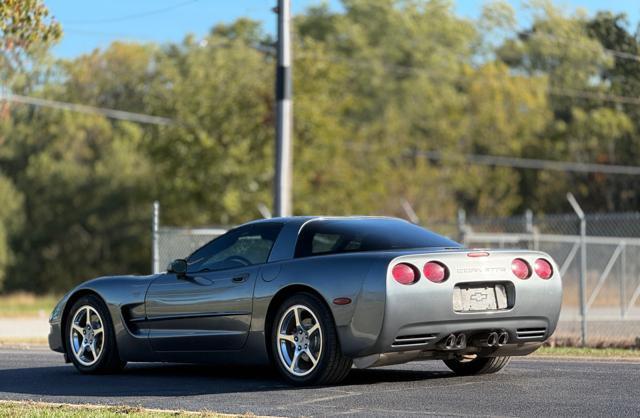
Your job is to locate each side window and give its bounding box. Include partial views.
[310,233,361,255]
[187,223,283,272]
[311,233,341,254]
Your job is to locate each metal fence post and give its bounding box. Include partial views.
[525,209,534,249]
[567,193,587,346]
[152,201,160,274]
[457,209,466,245]
[620,242,627,318]
[401,199,420,224]
[257,203,272,219]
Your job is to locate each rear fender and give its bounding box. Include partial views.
[254,254,388,358]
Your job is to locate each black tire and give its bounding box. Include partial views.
[65,294,126,374]
[443,355,511,376]
[270,293,352,386]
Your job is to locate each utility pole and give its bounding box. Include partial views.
[274,0,293,217]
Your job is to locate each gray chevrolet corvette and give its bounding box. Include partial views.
[49,216,562,385]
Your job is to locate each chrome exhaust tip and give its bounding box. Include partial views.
[445,334,457,349]
[455,333,466,348]
[487,332,499,347]
[497,331,509,346]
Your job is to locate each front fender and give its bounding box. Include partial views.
[50,274,158,362]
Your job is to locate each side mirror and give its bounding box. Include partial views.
[167,259,188,276]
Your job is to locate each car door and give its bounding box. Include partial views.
[145,222,283,352]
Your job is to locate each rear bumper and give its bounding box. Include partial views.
[379,316,550,353]
[354,251,562,359]
[352,313,554,368]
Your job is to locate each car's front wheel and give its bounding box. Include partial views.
[65,294,125,374]
[443,355,511,375]
[271,293,352,386]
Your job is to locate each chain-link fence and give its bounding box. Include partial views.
[151,202,640,345]
[155,227,227,271]
[458,211,640,345]
[151,202,227,273]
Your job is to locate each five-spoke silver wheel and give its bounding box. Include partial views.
[69,305,105,367]
[276,304,323,377]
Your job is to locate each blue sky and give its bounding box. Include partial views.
[46,0,640,58]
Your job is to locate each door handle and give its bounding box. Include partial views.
[232,274,249,283]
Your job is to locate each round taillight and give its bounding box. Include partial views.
[534,258,553,279]
[511,258,531,280]
[392,263,419,285]
[423,261,448,283]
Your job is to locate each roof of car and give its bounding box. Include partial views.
[244,215,408,227]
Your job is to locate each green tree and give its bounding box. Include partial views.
[1,42,158,292]
[0,173,23,290]
[3,110,153,292]
[585,12,640,209]
[494,1,637,212]
[0,0,60,290]
[0,0,61,85]
[144,25,274,226]
[295,0,554,219]
[3,0,640,293]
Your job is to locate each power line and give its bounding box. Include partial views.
[6,66,638,129]
[4,93,640,176]
[65,0,200,25]
[1,93,174,126]
[549,88,640,106]
[605,48,640,63]
[63,28,156,40]
[343,141,640,175]
[419,150,640,176]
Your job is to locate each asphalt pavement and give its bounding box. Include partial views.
[0,347,638,417]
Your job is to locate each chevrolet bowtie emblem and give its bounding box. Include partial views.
[470,292,488,302]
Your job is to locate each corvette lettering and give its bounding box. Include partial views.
[456,266,507,274]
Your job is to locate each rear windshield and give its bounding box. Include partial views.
[294,219,460,258]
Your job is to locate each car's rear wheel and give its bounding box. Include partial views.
[65,294,126,374]
[271,293,352,386]
[443,355,511,375]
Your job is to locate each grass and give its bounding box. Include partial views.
[0,293,59,318]
[0,400,250,418]
[534,346,640,358]
[0,338,48,346]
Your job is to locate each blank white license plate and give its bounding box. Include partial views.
[453,284,508,312]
